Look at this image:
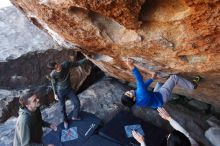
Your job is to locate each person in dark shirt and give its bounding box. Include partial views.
[14,89,57,146]
[121,58,200,109]
[47,58,87,129]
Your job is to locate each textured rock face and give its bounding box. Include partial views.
[56,0,145,29]
[205,127,220,146]
[79,77,128,123]
[10,0,220,106]
[0,6,60,62]
[0,89,21,123]
[0,49,91,89]
[0,49,93,122]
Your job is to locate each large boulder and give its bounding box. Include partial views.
[0,6,60,62]
[57,0,145,29]
[0,49,92,89]
[205,127,220,146]
[0,6,93,90]
[0,89,22,123]
[79,77,128,123]
[9,0,220,107]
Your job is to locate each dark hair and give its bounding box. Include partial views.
[19,90,35,107]
[19,88,42,107]
[121,94,135,107]
[167,130,191,146]
[47,61,57,70]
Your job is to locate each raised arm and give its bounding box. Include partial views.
[157,107,199,146]
[49,72,58,101]
[135,63,158,88]
[169,119,198,146]
[126,58,145,87]
[126,58,157,88]
[134,63,158,80]
[135,64,154,75]
[143,78,154,88]
[126,58,135,70]
[132,130,146,146]
[68,58,87,68]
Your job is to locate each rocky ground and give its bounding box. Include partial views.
[0,3,219,146]
[1,77,220,146]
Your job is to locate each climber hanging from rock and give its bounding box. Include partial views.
[47,56,88,129]
[121,58,201,109]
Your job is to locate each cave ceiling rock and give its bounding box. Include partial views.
[9,0,220,106]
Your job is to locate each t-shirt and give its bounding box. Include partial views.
[50,59,86,94]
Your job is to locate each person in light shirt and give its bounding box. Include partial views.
[132,107,199,146]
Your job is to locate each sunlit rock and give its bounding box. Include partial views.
[9,0,220,107]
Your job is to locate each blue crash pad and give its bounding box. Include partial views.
[124,124,145,138]
[84,135,122,146]
[43,111,101,146]
[99,111,169,146]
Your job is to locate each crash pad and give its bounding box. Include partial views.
[43,111,101,146]
[99,111,168,146]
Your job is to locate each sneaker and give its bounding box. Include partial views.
[64,121,68,129]
[72,116,81,121]
[192,76,201,89]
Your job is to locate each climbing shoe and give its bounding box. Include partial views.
[192,76,201,89]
